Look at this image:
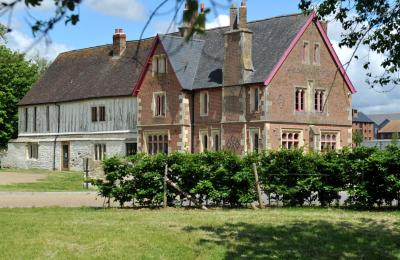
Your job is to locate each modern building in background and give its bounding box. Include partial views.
[352,109,375,141]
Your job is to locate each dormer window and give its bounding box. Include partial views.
[152,54,167,75]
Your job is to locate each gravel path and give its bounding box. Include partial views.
[0,192,111,208]
[0,172,46,185]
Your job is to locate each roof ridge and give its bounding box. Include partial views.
[200,12,304,32]
[160,34,205,42]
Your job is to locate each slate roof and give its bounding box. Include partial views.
[19,13,309,105]
[378,120,400,133]
[353,111,374,123]
[191,13,308,89]
[19,39,154,105]
[160,35,205,91]
[368,113,400,126]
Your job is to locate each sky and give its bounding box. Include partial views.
[2,0,399,114]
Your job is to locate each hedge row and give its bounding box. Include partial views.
[96,145,400,209]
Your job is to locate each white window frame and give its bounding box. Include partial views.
[26,143,39,160]
[200,91,209,117]
[153,92,167,117]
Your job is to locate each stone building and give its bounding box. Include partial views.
[3,1,356,170]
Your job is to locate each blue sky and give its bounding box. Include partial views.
[3,0,400,114]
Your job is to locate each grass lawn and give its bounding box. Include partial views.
[0,208,399,259]
[0,168,88,192]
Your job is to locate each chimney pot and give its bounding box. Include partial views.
[113,28,126,57]
[230,3,238,30]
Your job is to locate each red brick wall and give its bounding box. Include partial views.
[267,22,352,127]
[352,122,375,141]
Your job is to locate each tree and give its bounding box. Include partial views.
[391,132,399,146]
[299,0,400,88]
[0,43,40,148]
[353,130,364,147]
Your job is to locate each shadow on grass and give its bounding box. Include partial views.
[184,219,400,259]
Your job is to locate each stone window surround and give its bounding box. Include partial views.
[314,88,326,112]
[94,143,106,161]
[199,129,209,152]
[152,54,167,76]
[210,129,221,151]
[294,87,306,112]
[249,87,260,113]
[320,130,341,150]
[26,142,39,160]
[152,91,167,117]
[302,40,310,64]
[199,91,209,117]
[249,128,261,153]
[313,42,321,65]
[143,130,170,154]
[280,129,304,149]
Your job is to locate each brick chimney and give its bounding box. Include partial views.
[179,0,199,38]
[223,1,254,86]
[113,28,126,57]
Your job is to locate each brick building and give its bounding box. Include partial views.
[134,2,356,155]
[3,1,356,170]
[352,109,375,141]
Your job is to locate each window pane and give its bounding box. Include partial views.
[215,135,219,151]
[164,135,168,154]
[254,133,259,153]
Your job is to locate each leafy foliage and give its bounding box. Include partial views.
[97,146,400,209]
[0,45,40,148]
[299,0,400,87]
[352,130,364,147]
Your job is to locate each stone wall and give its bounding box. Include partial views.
[2,137,131,178]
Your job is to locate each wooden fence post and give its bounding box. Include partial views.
[163,163,168,209]
[253,163,265,209]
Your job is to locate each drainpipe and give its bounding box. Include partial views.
[191,91,195,153]
[53,103,60,171]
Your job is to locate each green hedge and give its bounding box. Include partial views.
[96,145,400,209]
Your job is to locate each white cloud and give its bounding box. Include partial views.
[85,0,146,21]
[328,21,400,114]
[206,14,229,29]
[3,0,56,11]
[5,29,69,61]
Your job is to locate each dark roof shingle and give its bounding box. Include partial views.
[19,13,309,105]
[19,39,153,105]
